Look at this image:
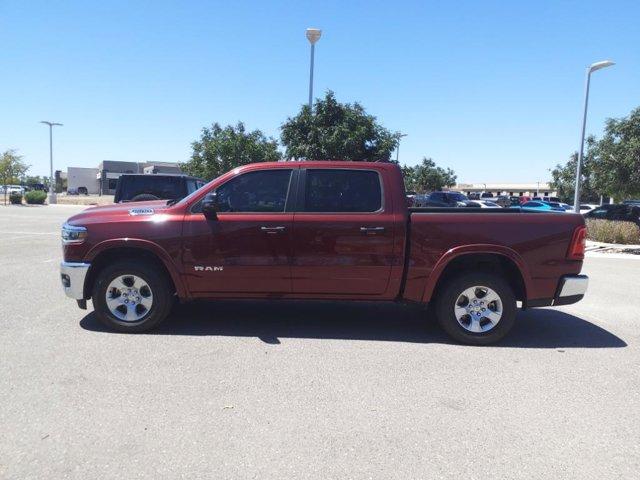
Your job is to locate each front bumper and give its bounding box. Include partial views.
[60,262,90,300]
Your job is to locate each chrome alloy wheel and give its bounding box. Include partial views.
[453,285,503,333]
[105,275,153,323]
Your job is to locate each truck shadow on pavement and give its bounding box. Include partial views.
[80,300,626,349]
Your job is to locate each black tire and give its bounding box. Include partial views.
[435,272,517,345]
[130,193,160,202]
[91,259,173,333]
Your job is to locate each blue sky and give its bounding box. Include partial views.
[1,0,638,182]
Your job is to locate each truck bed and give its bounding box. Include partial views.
[403,210,584,304]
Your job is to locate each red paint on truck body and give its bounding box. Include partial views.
[63,161,584,305]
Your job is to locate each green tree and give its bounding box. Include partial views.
[590,107,640,201]
[280,91,399,161]
[181,122,281,180]
[550,144,599,204]
[400,164,418,192]
[411,157,457,192]
[1,150,30,205]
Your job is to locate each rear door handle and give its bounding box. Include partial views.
[360,226,385,233]
[261,226,286,233]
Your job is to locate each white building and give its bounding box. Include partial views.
[453,182,557,197]
[66,161,183,195]
[67,167,100,194]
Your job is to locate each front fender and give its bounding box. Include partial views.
[85,238,189,299]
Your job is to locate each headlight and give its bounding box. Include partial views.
[61,223,88,244]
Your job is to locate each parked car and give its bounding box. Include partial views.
[60,161,589,345]
[533,196,561,203]
[7,185,25,195]
[415,191,468,207]
[577,204,599,214]
[480,192,494,199]
[585,204,640,226]
[27,183,47,191]
[623,200,640,206]
[495,195,511,208]
[520,201,566,212]
[405,191,417,207]
[463,200,501,208]
[68,186,89,195]
[467,192,480,200]
[114,174,206,203]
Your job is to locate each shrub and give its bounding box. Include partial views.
[9,193,22,204]
[586,218,640,245]
[25,190,47,204]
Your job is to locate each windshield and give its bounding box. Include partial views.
[449,192,468,202]
[173,178,215,207]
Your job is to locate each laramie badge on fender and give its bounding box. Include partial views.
[194,266,224,272]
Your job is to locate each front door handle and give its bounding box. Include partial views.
[261,226,286,233]
[360,226,385,233]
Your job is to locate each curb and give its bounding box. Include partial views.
[586,240,640,256]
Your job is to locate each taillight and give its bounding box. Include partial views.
[567,225,587,260]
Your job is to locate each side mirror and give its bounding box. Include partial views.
[201,192,220,219]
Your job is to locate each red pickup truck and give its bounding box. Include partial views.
[60,161,588,344]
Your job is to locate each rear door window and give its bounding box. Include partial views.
[303,169,382,213]
[120,176,183,200]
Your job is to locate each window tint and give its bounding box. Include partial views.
[216,170,292,213]
[186,180,198,194]
[120,176,183,200]
[429,192,445,202]
[589,208,607,218]
[447,192,467,202]
[304,170,382,212]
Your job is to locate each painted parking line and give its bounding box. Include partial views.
[1,231,58,235]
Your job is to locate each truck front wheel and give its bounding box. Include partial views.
[91,260,173,333]
[435,272,517,345]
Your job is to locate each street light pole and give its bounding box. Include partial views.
[573,60,614,212]
[395,134,407,162]
[40,121,63,204]
[306,28,322,110]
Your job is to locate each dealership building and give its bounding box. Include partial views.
[453,182,557,198]
[67,161,182,195]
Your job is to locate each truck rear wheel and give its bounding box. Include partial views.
[91,260,173,333]
[435,272,516,345]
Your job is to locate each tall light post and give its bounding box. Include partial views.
[395,133,407,162]
[573,60,614,212]
[40,121,63,204]
[306,28,322,110]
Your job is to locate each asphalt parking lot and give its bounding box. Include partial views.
[1,204,638,479]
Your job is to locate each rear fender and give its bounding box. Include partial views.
[421,244,532,303]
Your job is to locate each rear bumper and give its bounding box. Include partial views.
[554,274,589,305]
[527,274,589,308]
[60,262,90,300]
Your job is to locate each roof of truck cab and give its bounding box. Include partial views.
[248,160,400,169]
